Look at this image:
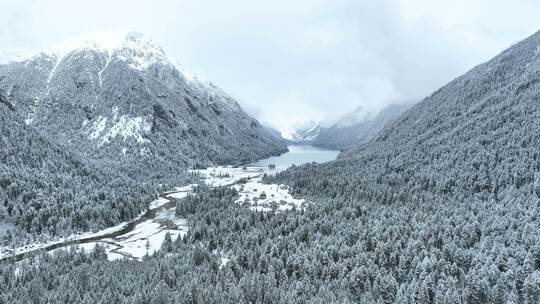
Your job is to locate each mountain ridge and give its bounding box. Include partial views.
[0,31,287,182]
[266,28,540,303]
[311,102,414,150]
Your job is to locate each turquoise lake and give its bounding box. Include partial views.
[247,145,340,171]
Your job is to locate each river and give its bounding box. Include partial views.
[0,145,339,262]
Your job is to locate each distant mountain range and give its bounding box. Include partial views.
[311,103,414,150]
[283,103,414,150]
[0,31,286,182]
[281,120,322,142]
[272,28,540,303]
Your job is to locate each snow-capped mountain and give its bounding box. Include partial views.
[0,30,287,181]
[311,103,413,150]
[282,120,322,142]
[281,104,412,149]
[48,31,168,71]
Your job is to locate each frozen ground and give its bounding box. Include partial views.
[0,189,191,261]
[235,180,305,211]
[193,166,306,211]
[71,211,188,261]
[192,166,266,186]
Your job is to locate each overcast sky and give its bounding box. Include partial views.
[2,0,540,131]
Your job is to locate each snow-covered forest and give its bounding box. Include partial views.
[3,2,540,303]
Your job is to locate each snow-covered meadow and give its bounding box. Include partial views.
[193,166,306,212]
[0,187,191,261]
[1,166,303,262]
[72,211,188,261]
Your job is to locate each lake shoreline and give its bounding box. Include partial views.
[0,145,339,263]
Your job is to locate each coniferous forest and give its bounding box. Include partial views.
[3,2,540,304]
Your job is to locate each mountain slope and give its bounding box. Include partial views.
[311,103,413,150]
[0,95,154,244]
[0,31,286,181]
[269,30,540,301]
[5,29,540,304]
[279,29,540,198]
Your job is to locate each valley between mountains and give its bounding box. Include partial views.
[0,162,319,262]
[3,27,540,303]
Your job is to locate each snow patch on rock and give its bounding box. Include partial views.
[85,113,151,145]
[88,116,108,139]
[100,115,151,144]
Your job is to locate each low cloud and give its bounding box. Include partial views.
[2,0,540,131]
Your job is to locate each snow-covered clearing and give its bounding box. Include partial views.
[235,180,305,211]
[74,212,188,261]
[192,166,265,187]
[192,166,307,211]
[0,189,189,261]
[1,165,302,262]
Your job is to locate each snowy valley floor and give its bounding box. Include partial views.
[0,166,304,262]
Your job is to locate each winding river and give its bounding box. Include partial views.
[0,145,339,262]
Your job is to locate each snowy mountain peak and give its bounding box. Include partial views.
[48,30,169,70]
[50,30,158,55]
[10,30,241,112]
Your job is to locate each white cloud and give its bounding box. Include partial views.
[2,0,540,132]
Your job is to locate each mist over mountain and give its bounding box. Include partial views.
[279,28,540,211]
[281,120,322,142]
[0,31,286,181]
[268,29,540,303]
[0,49,32,65]
[311,103,414,150]
[282,103,414,151]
